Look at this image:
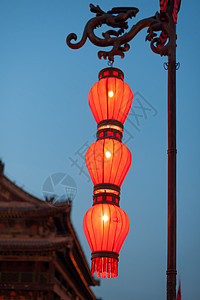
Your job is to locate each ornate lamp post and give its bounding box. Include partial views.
[66,1,181,299]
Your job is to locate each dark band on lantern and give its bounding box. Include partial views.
[93,183,120,206]
[96,128,123,142]
[97,120,124,141]
[93,193,120,206]
[94,183,120,193]
[98,68,124,80]
[91,251,119,260]
[97,119,124,131]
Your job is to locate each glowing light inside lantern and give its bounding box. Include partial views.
[105,151,111,158]
[102,215,109,222]
[108,91,114,98]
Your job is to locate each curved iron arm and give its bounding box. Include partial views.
[66,4,170,61]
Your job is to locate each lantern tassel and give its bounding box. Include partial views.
[91,257,118,278]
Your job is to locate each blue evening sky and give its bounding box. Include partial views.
[0,1,199,299]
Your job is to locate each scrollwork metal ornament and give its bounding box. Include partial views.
[66,4,171,61]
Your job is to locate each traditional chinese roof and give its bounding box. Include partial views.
[0,162,51,210]
[0,161,100,300]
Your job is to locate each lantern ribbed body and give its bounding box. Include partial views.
[89,77,133,124]
[83,204,129,278]
[83,68,133,279]
[85,138,131,186]
[83,204,129,253]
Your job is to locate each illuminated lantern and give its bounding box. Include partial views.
[85,138,131,186]
[83,203,129,278]
[85,138,131,206]
[89,68,133,125]
[83,67,133,278]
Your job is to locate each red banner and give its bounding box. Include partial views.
[176,281,181,300]
[158,0,181,47]
[160,0,181,23]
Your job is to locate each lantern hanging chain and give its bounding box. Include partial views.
[108,60,114,67]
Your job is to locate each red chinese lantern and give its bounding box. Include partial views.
[89,68,133,124]
[83,204,129,278]
[85,138,131,187]
[83,67,133,278]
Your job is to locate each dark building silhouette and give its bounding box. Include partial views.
[0,162,100,300]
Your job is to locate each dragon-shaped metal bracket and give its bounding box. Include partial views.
[66,4,170,62]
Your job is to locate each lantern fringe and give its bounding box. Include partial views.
[91,257,118,278]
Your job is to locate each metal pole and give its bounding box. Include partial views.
[166,12,177,300]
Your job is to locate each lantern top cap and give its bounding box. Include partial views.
[98,67,124,81]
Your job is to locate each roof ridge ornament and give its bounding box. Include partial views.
[0,160,5,176]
